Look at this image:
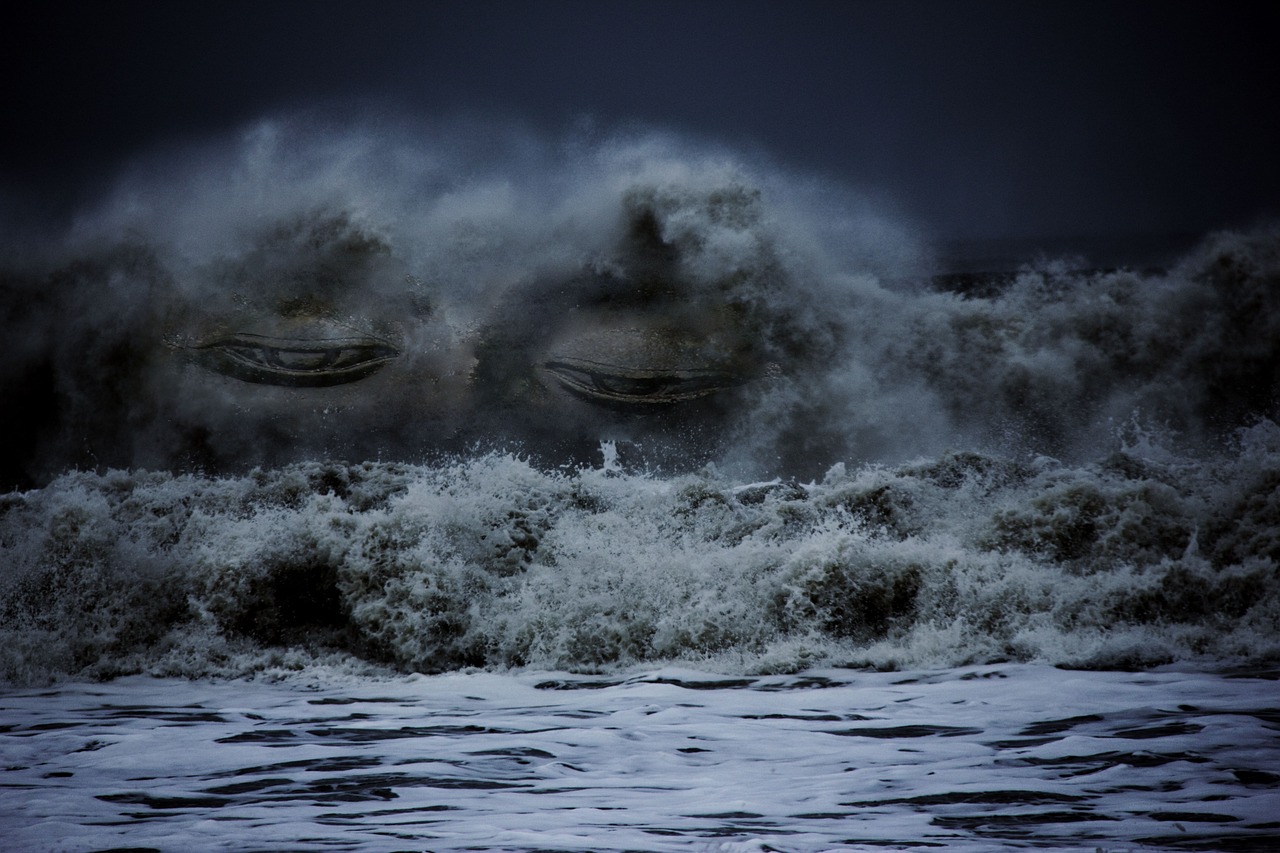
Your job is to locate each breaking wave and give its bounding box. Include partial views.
[2,421,1278,683]
[1,113,1278,683]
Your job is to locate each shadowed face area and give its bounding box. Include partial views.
[151,212,473,469]
[467,206,767,464]
[150,202,769,472]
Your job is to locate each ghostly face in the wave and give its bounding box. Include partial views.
[151,212,467,468]
[154,201,768,470]
[468,208,765,463]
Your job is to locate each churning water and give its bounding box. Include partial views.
[1,116,1278,850]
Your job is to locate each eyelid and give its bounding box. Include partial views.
[189,333,399,387]
[542,356,745,405]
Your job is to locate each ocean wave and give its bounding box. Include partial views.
[3,418,1277,684]
[3,118,1278,684]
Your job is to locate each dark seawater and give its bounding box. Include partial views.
[2,667,1278,852]
[1,117,1278,850]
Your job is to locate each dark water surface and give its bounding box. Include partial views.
[2,665,1278,851]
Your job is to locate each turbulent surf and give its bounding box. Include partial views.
[1,117,1277,683]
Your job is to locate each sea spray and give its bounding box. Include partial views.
[11,116,1276,488]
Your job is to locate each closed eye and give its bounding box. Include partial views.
[542,357,744,406]
[190,334,399,387]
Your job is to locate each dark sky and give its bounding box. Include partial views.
[4,0,1278,243]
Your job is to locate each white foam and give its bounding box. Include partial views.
[2,425,1277,684]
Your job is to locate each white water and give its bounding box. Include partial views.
[2,428,1280,683]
